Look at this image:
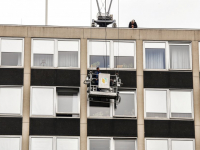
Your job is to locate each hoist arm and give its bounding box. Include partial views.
[96,0,101,16]
[107,0,113,15]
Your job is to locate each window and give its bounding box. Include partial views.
[30,87,80,117]
[144,42,166,69]
[0,38,24,67]
[146,139,194,150]
[32,39,80,68]
[144,42,191,70]
[88,40,136,69]
[0,87,23,116]
[144,89,193,119]
[88,90,136,118]
[0,136,21,150]
[89,138,137,150]
[30,137,79,150]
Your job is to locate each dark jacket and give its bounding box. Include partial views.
[129,21,138,28]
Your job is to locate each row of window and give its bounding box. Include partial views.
[0,137,195,150]
[0,87,194,119]
[0,38,198,70]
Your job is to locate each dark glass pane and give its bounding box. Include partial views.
[114,56,134,68]
[1,52,21,66]
[58,51,78,67]
[90,55,110,68]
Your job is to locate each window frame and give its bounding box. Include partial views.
[0,37,24,68]
[29,136,80,150]
[87,89,137,118]
[88,137,137,150]
[30,86,80,118]
[145,138,195,150]
[143,41,192,71]
[87,40,136,70]
[31,38,80,69]
[0,135,22,150]
[144,89,194,120]
[0,86,23,117]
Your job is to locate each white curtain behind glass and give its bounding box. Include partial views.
[57,138,79,150]
[170,45,190,69]
[145,48,165,69]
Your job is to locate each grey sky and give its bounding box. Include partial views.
[0,0,200,28]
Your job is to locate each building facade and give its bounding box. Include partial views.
[0,25,199,150]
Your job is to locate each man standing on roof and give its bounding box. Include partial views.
[129,19,138,28]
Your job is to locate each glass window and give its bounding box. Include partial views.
[114,92,136,117]
[170,45,190,69]
[170,91,193,118]
[0,87,22,115]
[146,139,168,150]
[57,138,79,150]
[56,88,79,115]
[31,138,53,150]
[0,137,21,150]
[89,100,111,117]
[58,41,79,67]
[172,140,194,150]
[145,90,167,118]
[114,139,136,150]
[31,87,54,116]
[90,139,110,150]
[145,43,166,69]
[1,39,23,66]
[114,42,135,68]
[88,41,110,68]
[33,40,55,67]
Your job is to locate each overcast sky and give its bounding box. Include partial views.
[0,0,200,28]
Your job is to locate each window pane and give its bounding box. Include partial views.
[1,39,23,52]
[57,138,79,150]
[170,45,190,69]
[1,52,22,66]
[0,137,20,150]
[32,88,54,116]
[58,51,78,67]
[114,92,135,116]
[145,90,167,118]
[57,88,79,114]
[0,87,22,114]
[145,48,165,69]
[89,41,110,68]
[145,43,166,69]
[58,41,79,51]
[33,40,55,54]
[170,91,192,118]
[90,107,110,117]
[90,139,110,150]
[146,140,168,150]
[114,42,134,68]
[172,140,193,150]
[33,54,54,67]
[115,139,135,150]
[31,138,53,150]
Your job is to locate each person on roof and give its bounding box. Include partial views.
[129,19,138,28]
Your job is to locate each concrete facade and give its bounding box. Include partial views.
[0,25,199,150]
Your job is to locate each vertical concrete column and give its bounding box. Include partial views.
[22,37,31,150]
[136,40,145,150]
[80,38,88,150]
[192,41,200,150]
